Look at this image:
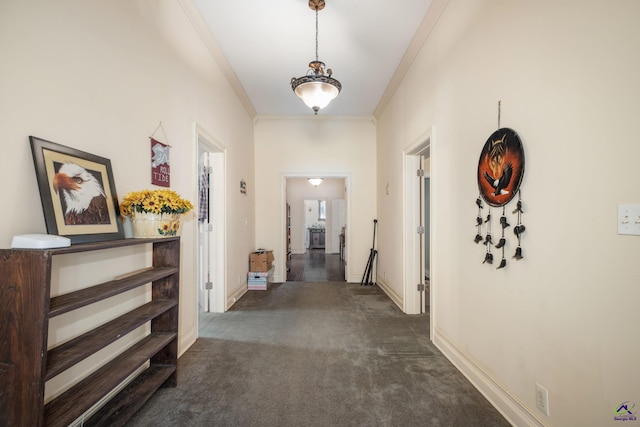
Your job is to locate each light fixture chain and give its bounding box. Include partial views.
[315,6,319,62]
[291,0,340,114]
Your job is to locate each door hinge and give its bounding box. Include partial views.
[416,169,425,177]
[417,283,425,292]
[208,223,213,232]
[416,226,425,234]
[205,281,213,290]
[207,166,213,175]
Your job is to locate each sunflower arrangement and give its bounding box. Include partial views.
[119,189,193,217]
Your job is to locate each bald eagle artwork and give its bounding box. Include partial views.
[30,136,125,243]
[53,162,110,225]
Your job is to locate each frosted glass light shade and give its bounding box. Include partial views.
[294,80,340,112]
[291,61,342,114]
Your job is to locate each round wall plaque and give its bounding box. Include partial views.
[477,128,525,207]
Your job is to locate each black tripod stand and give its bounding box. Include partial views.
[360,219,377,286]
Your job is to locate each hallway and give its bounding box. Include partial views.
[287,249,346,282]
[128,281,508,426]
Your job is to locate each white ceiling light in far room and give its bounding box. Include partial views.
[308,178,324,186]
[290,0,341,115]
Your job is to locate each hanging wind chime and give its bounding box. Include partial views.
[475,101,526,269]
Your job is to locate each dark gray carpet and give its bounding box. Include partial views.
[127,282,509,427]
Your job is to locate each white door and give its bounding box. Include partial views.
[330,199,345,254]
[303,200,317,248]
[196,126,226,314]
[197,149,211,311]
[424,176,430,279]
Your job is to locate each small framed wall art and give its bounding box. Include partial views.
[30,136,125,243]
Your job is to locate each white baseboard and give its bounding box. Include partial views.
[375,277,404,311]
[227,286,248,310]
[347,273,363,283]
[433,328,547,427]
[179,330,197,358]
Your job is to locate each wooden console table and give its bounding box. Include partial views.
[0,237,180,426]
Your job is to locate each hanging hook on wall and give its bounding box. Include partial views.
[150,121,172,147]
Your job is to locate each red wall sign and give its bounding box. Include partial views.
[151,138,170,187]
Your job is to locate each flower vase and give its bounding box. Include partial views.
[131,212,181,238]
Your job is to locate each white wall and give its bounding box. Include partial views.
[376,0,640,426]
[0,0,255,404]
[254,117,376,283]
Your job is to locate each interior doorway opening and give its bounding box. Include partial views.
[195,124,226,314]
[423,172,431,312]
[283,176,349,282]
[403,128,433,320]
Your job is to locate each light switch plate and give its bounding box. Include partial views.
[618,204,640,235]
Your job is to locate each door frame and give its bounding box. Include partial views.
[193,123,227,315]
[281,173,351,282]
[402,127,434,326]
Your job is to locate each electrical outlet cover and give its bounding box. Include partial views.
[535,383,550,416]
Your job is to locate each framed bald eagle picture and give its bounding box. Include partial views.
[30,136,125,244]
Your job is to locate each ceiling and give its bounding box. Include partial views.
[192,0,434,117]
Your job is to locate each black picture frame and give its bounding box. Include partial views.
[29,136,125,244]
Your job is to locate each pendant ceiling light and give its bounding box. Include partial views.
[290,0,341,115]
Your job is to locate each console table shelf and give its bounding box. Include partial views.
[0,237,180,426]
[49,266,178,317]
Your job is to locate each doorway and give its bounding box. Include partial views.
[403,128,433,320]
[424,175,431,312]
[283,176,348,282]
[195,124,226,313]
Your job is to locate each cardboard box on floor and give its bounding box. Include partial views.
[248,267,274,290]
[249,250,274,272]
